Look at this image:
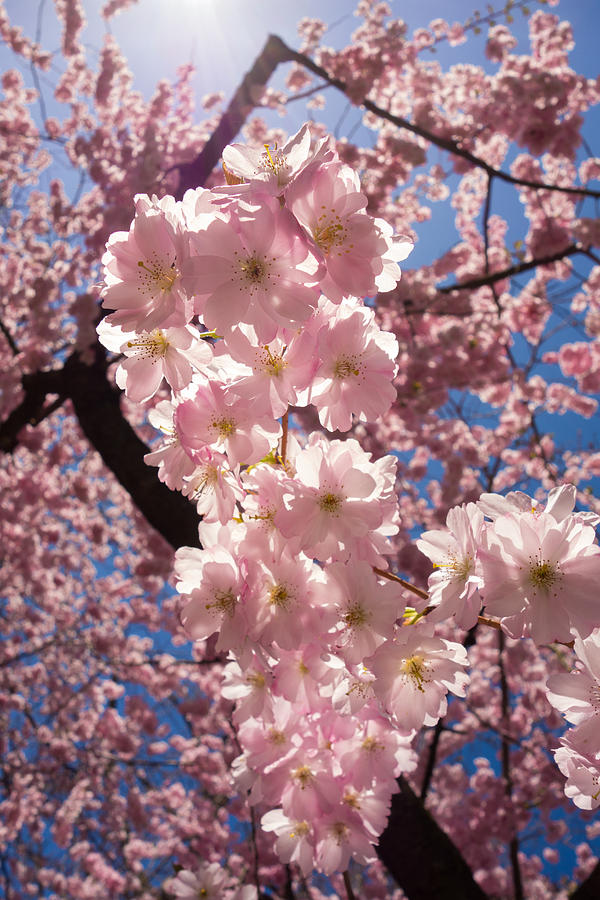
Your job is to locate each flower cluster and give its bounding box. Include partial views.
[99,123,600,881]
[418,483,600,809]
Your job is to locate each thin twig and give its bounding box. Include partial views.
[342,871,356,900]
[438,244,580,294]
[281,410,289,466]
[372,566,429,600]
[498,631,524,900]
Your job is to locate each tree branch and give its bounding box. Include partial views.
[438,244,580,294]
[63,345,200,549]
[377,776,489,900]
[172,35,295,199]
[0,347,200,550]
[570,861,600,900]
[267,38,600,199]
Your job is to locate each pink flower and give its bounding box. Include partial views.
[275,435,393,562]
[144,399,197,491]
[175,379,281,468]
[182,448,245,524]
[101,194,192,332]
[554,745,600,810]
[314,806,378,874]
[243,548,332,652]
[97,320,212,402]
[222,123,333,197]
[261,809,315,876]
[181,198,322,342]
[417,502,484,628]
[164,862,230,899]
[306,297,399,432]
[479,511,600,644]
[214,323,317,419]
[326,561,404,664]
[287,161,410,302]
[174,546,248,652]
[370,624,469,734]
[546,630,600,765]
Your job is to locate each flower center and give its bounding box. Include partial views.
[343,791,361,809]
[361,736,383,753]
[435,553,474,581]
[246,671,266,689]
[268,728,286,745]
[205,589,236,617]
[269,583,292,610]
[258,345,287,377]
[401,654,428,692]
[210,417,236,439]
[333,354,361,379]
[126,329,170,358]
[261,143,288,181]
[343,602,369,629]
[289,820,310,839]
[189,465,219,498]
[529,560,559,592]
[318,491,343,514]
[331,821,349,843]
[240,253,268,284]
[313,211,347,255]
[137,257,178,293]
[292,764,314,788]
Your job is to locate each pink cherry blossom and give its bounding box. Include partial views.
[479,511,600,644]
[101,194,192,332]
[181,198,322,342]
[306,297,399,432]
[175,379,282,468]
[287,160,409,302]
[222,123,333,197]
[417,502,484,628]
[97,319,213,402]
[370,624,469,734]
[276,435,398,562]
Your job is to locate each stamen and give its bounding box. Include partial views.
[313,210,349,255]
[333,355,360,379]
[343,602,369,629]
[269,583,292,610]
[401,654,428,693]
[529,560,559,592]
[210,417,236,439]
[205,589,236,617]
[292,765,314,788]
[137,257,178,293]
[126,329,169,358]
[319,492,342,514]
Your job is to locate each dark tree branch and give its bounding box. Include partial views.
[63,345,200,549]
[570,861,600,900]
[0,347,199,550]
[377,776,489,900]
[269,38,600,199]
[498,631,524,900]
[172,35,296,199]
[420,718,444,802]
[438,244,580,294]
[0,317,19,356]
[0,368,66,452]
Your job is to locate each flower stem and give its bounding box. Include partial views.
[281,409,289,465]
[372,566,429,600]
[343,871,356,900]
